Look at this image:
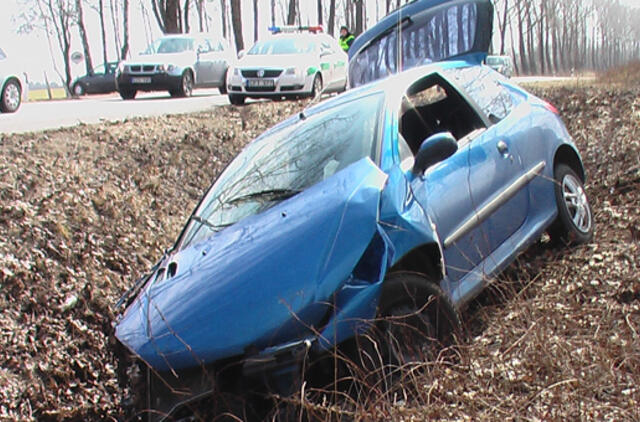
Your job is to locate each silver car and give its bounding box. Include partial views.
[485,55,514,78]
[116,34,233,100]
[0,47,24,113]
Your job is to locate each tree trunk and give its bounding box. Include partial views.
[151,0,166,33]
[98,0,108,65]
[230,0,244,52]
[220,0,227,39]
[183,0,190,33]
[253,0,258,41]
[287,0,296,25]
[109,0,122,59]
[75,0,94,75]
[355,0,363,35]
[271,0,276,26]
[120,0,130,59]
[328,0,335,35]
[317,0,323,26]
[165,0,180,33]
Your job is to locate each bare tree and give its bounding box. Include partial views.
[75,0,94,74]
[328,0,336,35]
[317,0,323,26]
[152,0,181,33]
[287,0,297,25]
[120,0,129,58]
[253,0,259,42]
[230,0,243,52]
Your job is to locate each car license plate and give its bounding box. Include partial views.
[246,79,274,88]
[131,77,151,84]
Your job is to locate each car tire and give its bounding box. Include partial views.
[548,163,594,245]
[349,272,461,375]
[1,79,22,113]
[178,71,193,97]
[72,83,86,97]
[119,89,137,100]
[228,94,245,106]
[310,73,323,98]
[219,71,228,95]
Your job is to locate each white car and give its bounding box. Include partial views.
[116,34,233,100]
[0,47,24,113]
[227,28,348,105]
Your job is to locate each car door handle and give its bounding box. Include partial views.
[497,140,509,154]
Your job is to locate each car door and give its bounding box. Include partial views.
[328,38,348,89]
[194,38,216,85]
[318,41,335,89]
[400,73,489,283]
[443,67,528,263]
[84,64,106,93]
[209,40,229,84]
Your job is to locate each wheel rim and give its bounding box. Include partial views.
[313,76,322,97]
[561,173,592,233]
[4,83,20,110]
[183,74,193,96]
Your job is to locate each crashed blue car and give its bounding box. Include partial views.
[114,0,593,420]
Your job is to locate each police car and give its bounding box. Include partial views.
[226,26,348,105]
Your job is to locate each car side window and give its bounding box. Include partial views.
[93,64,105,75]
[399,73,485,155]
[443,66,514,123]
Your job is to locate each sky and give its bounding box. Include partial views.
[2,0,640,85]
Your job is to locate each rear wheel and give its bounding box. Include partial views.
[219,70,228,95]
[178,71,193,97]
[228,94,245,106]
[72,82,86,97]
[119,89,136,100]
[1,79,21,113]
[310,74,323,98]
[548,164,593,245]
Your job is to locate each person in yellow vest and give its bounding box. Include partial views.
[339,26,355,52]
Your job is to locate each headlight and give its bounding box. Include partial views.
[285,67,297,75]
[233,68,240,76]
[158,64,176,73]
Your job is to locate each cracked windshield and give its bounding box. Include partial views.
[180,93,383,249]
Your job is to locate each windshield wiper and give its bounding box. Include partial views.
[189,214,230,231]
[226,188,302,205]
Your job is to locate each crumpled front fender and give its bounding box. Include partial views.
[115,158,388,371]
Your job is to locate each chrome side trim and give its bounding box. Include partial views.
[444,161,546,248]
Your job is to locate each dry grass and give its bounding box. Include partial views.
[1,77,639,420]
[26,88,67,102]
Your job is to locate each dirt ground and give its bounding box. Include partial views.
[0,82,638,421]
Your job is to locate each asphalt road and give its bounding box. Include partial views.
[0,88,230,135]
[1,76,593,135]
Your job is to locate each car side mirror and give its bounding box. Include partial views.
[412,132,458,175]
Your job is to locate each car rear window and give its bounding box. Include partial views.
[349,2,478,87]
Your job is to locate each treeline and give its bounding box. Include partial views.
[495,0,640,75]
[14,0,640,92]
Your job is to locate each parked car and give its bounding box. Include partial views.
[486,55,515,78]
[226,26,348,105]
[114,0,593,420]
[72,62,118,96]
[115,34,232,100]
[0,47,24,113]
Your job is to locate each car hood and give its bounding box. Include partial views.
[237,53,315,69]
[125,51,196,66]
[115,158,388,371]
[348,0,493,87]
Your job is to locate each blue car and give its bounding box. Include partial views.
[114,0,593,420]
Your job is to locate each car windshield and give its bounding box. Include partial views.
[144,37,194,54]
[179,93,384,249]
[248,37,316,55]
